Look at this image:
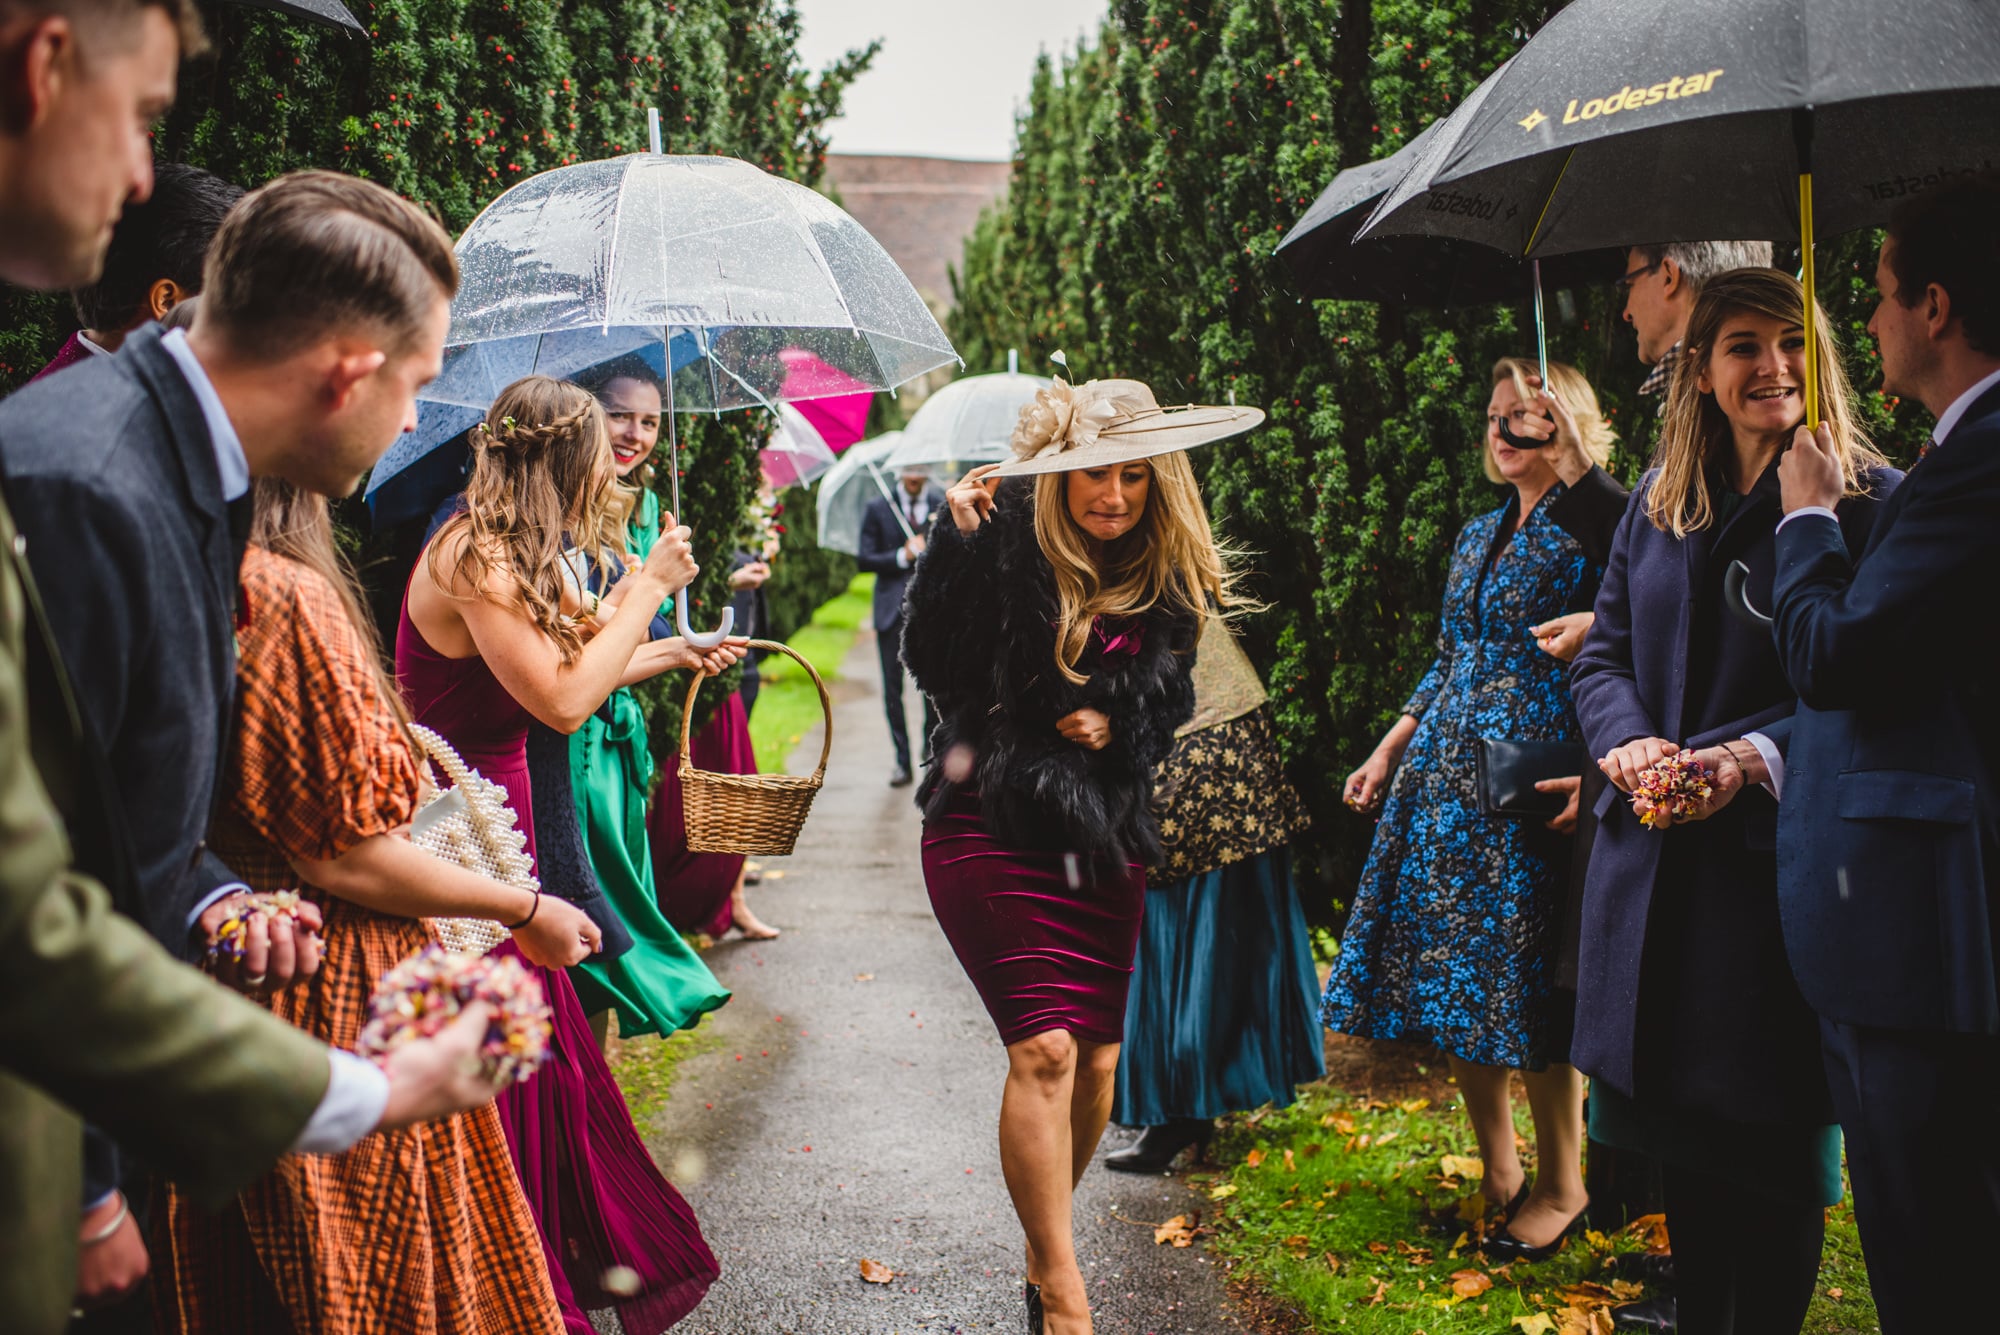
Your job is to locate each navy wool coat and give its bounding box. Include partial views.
[1569,459,1897,1124]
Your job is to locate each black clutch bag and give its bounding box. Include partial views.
[1475,738,1585,820]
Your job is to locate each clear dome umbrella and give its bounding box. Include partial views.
[761,403,841,491]
[368,142,958,644]
[815,432,908,557]
[883,354,1052,473]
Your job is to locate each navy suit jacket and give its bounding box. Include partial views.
[856,485,945,633]
[1773,380,2000,1035]
[0,327,242,952]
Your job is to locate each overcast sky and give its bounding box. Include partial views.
[793,0,1108,161]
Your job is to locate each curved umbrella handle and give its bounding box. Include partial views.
[1722,559,1773,627]
[676,595,736,649]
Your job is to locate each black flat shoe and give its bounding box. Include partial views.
[1612,1293,1677,1331]
[1103,1119,1212,1173]
[1025,1281,1043,1334]
[1482,1202,1589,1263]
[1607,1251,1676,1286]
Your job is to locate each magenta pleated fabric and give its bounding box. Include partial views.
[397,600,718,1335]
[649,692,755,939]
[921,788,1147,1046]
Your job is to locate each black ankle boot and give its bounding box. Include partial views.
[1104,1119,1212,1173]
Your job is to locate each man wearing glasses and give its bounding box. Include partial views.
[1619,240,1776,412]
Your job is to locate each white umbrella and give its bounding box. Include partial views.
[761,402,840,490]
[884,361,1052,472]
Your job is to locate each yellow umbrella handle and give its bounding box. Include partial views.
[1799,171,1819,431]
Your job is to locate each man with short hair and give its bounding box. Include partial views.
[1620,239,1776,405]
[31,162,241,380]
[1773,173,2000,1334]
[0,3,501,1328]
[858,464,945,786]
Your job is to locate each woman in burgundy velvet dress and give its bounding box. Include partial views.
[901,375,1262,1335]
[400,375,744,1335]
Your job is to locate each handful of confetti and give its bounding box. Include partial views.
[206,890,305,962]
[1633,749,1714,829]
[356,946,553,1086]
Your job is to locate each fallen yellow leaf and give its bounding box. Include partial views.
[1245,1148,1264,1168]
[1283,1148,1297,1171]
[1400,1097,1431,1112]
[1282,1234,1311,1253]
[1828,1287,1844,1301]
[1512,1316,1556,1334]
[1154,1214,1194,1247]
[1450,1269,1493,1299]
[1439,1153,1485,1181]
[1324,1252,1342,1273]
[1208,1183,1238,1201]
[1375,1130,1400,1147]
[1367,1277,1391,1306]
[858,1259,894,1284]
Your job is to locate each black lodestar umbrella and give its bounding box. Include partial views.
[224,0,365,35]
[1356,0,2000,425]
[1278,119,1622,309]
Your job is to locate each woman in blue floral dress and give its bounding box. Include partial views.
[1322,358,1615,1259]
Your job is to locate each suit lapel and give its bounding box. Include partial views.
[121,330,235,619]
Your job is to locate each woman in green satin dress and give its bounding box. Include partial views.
[568,359,731,1039]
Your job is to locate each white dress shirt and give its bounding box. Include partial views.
[158,329,390,1154]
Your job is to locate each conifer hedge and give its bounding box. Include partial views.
[0,0,870,748]
[950,0,1933,903]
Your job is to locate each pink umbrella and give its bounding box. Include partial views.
[778,348,874,453]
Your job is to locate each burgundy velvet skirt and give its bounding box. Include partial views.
[921,789,1147,1047]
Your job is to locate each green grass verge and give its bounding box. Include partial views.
[607,1019,725,1128]
[746,572,872,773]
[1202,1084,1878,1333]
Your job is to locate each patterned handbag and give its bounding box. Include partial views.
[407,722,537,956]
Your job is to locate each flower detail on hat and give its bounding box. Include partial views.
[1011,378,1122,461]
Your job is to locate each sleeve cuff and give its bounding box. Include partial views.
[289,1051,390,1154]
[1775,505,1838,532]
[186,882,248,932]
[1744,731,1785,801]
[895,548,911,569]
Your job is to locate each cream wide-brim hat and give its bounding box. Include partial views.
[989,376,1264,477]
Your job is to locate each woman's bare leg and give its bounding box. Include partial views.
[1448,1056,1526,1209]
[1001,1029,1092,1334]
[1068,1039,1123,1187]
[1508,1063,1589,1246]
[729,865,779,939]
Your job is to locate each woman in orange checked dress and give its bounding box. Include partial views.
[153,479,591,1334]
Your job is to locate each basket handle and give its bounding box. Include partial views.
[679,639,833,782]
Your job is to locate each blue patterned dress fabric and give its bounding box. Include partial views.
[1321,488,1596,1071]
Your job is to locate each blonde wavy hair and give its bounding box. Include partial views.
[1648,268,1886,536]
[1486,357,1617,483]
[1031,449,1248,684]
[427,375,616,666]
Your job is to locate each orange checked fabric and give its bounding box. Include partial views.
[154,546,563,1335]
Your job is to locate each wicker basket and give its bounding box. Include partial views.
[407,722,538,956]
[680,639,831,855]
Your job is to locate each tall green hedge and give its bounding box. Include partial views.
[0,0,875,743]
[950,0,1933,906]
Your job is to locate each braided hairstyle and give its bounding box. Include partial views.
[428,375,614,665]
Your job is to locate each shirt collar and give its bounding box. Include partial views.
[159,328,249,502]
[76,330,113,358]
[1931,365,2000,448]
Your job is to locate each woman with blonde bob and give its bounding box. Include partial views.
[1324,357,1615,1262]
[401,375,739,1335]
[1570,268,1899,1334]
[902,375,1261,1335]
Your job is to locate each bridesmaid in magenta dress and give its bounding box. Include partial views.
[899,376,1261,1334]
[400,375,745,1335]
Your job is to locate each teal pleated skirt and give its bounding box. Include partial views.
[1112,846,1327,1126]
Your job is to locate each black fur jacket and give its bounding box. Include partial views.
[900,479,1199,867]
